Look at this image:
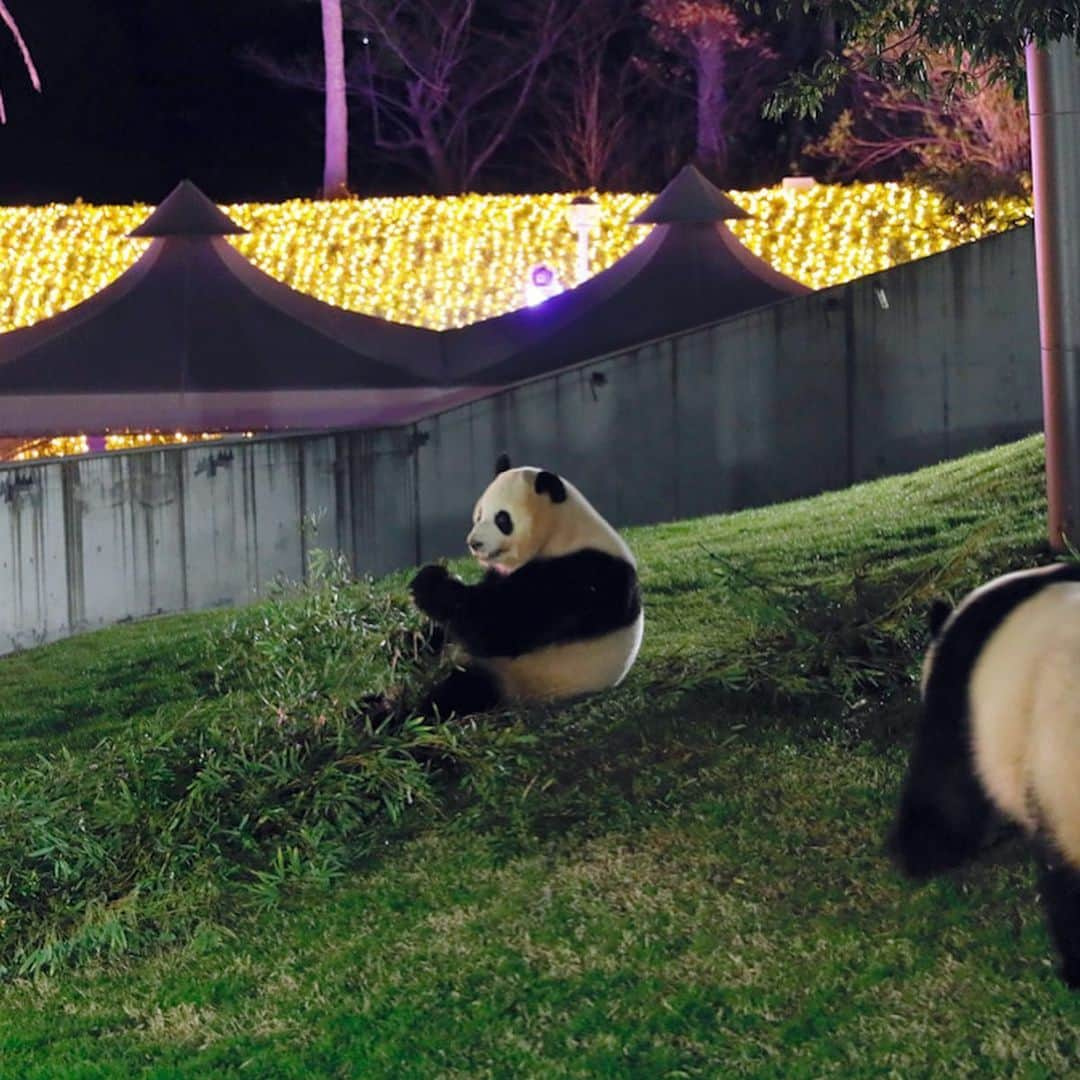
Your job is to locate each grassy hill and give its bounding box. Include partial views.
[1,434,1073,1078]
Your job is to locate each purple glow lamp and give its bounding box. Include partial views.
[524,262,564,306]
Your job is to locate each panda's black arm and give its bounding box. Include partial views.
[447,550,640,658]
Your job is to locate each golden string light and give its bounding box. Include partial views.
[10,432,247,461]
[0,183,1031,334]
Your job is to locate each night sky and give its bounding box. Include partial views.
[0,2,814,207]
[0,1,329,205]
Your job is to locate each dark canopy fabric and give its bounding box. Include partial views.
[0,181,459,435]
[444,165,809,385]
[0,238,441,393]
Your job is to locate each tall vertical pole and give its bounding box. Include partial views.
[1026,40,1080,551]
[321,0,349,198]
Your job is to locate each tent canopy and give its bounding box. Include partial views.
[0,181,463,435]
[444,165,809,385]
[0,169,811,437]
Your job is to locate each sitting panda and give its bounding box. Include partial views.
[889,561,1080,986]
[409,454,643,717]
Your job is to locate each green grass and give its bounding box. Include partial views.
[0,433,1072,1078]
[0,609,230,763]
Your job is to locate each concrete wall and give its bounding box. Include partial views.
[0,225,1040,653]
[415,224,1039,555]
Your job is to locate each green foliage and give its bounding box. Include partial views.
[0,610,228,764]
[762,54,849,121]
[0,434,1061,1074]
[212,547,434,720]
[0,550,464,977]
[742,1,1080,117]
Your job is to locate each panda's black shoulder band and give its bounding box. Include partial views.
[440,549,639,658]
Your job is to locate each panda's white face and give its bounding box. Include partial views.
[466,469,553,574]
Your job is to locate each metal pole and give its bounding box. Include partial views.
[1026,40,1080,551]
[575,227,590,284]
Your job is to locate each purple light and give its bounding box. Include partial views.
[524,262,563,307]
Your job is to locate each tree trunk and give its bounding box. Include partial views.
[321,0,349,197]
[694,39,728,182]
[417,109,458,194]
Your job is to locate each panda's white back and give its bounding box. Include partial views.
[486,615,644,701]
[539,477,635,566]
[969,581,1080,860]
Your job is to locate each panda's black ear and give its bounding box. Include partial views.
[927,599,952,638]
[494,453,512,476]
[535,470,566,503]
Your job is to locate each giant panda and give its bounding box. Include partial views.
[890,561,1080,987]
[409,454,644,716]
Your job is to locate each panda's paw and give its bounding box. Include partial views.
[410,563,464,620]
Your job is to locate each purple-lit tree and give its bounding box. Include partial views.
[347,0,578,193]
[245,1,349,197]
[808,41,1030,201]
[0,1,41,123]
[643,0,780,181]
[321,0,349,196]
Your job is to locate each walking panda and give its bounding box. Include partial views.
[409,454,644,716]
[890,561,1080,986]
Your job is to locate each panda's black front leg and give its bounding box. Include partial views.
[1035,840,1080,989]
[410,563,518,656]
[410,563,468,623]
[420,665,502,720]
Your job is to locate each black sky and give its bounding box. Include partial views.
[0,1,326,205]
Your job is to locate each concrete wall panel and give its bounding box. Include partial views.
[850,227,1038,479]
[66,452,188,627]
[298,435,343,571]
[346,427,419,576]
[0,466,69,651]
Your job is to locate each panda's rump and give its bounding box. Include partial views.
[969,583,1080,848]
[484,613,644,701]
[1030,641,1080,865]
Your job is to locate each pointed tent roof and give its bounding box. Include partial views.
[632,164,750,224]
[445,165,809,385]
[129,179,249,237]
[0,181,471,436]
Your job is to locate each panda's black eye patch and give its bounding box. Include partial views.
[495,510,513,535]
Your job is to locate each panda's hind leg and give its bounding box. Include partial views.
[421,665,502,720]
[1035,837,1080,989]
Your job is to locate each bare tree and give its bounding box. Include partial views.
[528,0,649,190]
[808,41,1031,201]
[242,4,350,197]
[322,0,349,196]
[0,2,41,124]
[643,0,780,181]
[347,0,578,193]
